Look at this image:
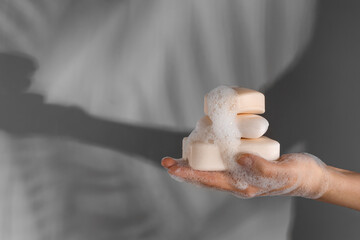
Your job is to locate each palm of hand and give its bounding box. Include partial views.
[161,153,328,199]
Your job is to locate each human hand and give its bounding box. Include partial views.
[161,153,330,199]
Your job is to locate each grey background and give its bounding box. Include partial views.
[265,0,360,238]
[0,0,359,239]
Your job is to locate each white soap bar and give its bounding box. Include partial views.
[197,115,269,139]
[183,136,280,171]
[204,87,265,115]
[237,114,269,138]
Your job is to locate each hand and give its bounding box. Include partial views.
[161,153,330,199]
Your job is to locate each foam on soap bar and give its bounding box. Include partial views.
[183,86,241,165]
[183,85,279,171]
[183,137,280,171]
[204,87,265,115]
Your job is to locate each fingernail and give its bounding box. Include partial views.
[161,157,177,168]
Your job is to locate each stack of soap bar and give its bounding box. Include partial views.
[183,87,280,171]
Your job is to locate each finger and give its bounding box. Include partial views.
[236,153,284,178]
[168,165,237,192]
[161,157,177,169]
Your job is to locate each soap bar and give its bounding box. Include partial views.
[237,114,269,138]
[184,138,227,171]
[236,136,280,161]
[197,115,269,139]
[204,87,265,115]
[183,136,280,171]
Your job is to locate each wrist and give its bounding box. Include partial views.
[317,166,360,210]
[311,165,333,200]
[294,153,330,199]
[316,166,342,202]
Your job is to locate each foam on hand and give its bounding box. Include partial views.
[182,86,280,171]
[229,153,330,199]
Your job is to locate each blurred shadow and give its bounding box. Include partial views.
[0,52,187,165]
[264,0,360,239]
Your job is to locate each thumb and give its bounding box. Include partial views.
[236,153,282,177]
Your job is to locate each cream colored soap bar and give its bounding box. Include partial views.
[184,138,227,171]
[198,115,269,139]
[183,136,280,171]
[204,87,265,115]
[236,136,280,161]
[234,114,269,138]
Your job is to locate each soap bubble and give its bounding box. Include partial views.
[228,153,330,199]
[183,85,242,168]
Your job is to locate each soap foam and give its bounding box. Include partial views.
[274,153,329,199]
[231,160,289,198]
[230,153,329,199]
[184,86,242,169]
